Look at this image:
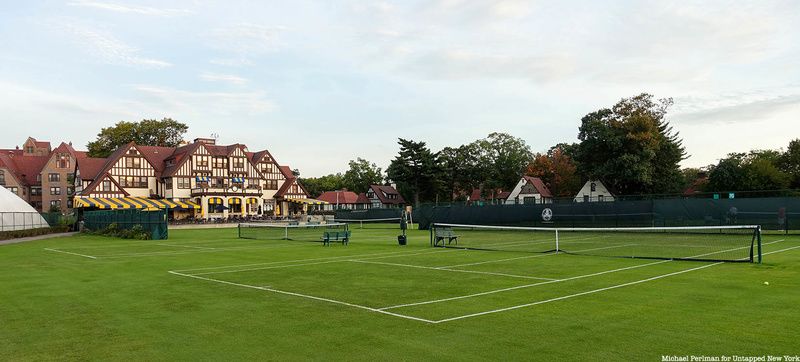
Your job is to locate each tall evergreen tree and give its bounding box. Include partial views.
[386,139,441,206]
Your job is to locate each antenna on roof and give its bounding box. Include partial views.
[210,133,219,142]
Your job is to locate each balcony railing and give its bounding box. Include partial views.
[190,186,263,197]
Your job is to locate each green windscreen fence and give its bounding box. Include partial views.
[414,197,800,233]
[334,208,403,221]
[83,209,168,240]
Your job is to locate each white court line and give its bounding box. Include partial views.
[168,271,435,324]
[737,244,800,260]
[378,259,671,310]
[99,242,310,258]
[155,243,217,250]
[379,239,788,311]
[350,260,558,281]
[44,248,98,259]
[174,248,452,273]
[438,244,632,269]
[191,249,458,276]
[431,262,722,324]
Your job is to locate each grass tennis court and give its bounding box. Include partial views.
[1,226,798,360]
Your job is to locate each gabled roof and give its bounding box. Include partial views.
[278,165,294,179]
[52,142,87,159]
[76,158,108,181]
[81,143,139,194]
[522,176,553,198]
[317,190,370,204]
[137,145,176,174]
[27,137,51,150]
[0,153,49,186]
[368,185,406,205]
[162,142,202,177]
[355,192,371,204]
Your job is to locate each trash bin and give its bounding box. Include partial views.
[397,235,407,245]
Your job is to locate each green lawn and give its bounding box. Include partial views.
[1,226,798,360]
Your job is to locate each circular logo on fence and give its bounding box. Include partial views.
[541,208,553,221]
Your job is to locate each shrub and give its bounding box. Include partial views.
[83,223,150,240]
[0,227,68,241]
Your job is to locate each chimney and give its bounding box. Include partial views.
[193,138,216,145]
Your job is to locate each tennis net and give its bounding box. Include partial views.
[335,218,403,229]
[238,222,349,242]
[430,223,762,263]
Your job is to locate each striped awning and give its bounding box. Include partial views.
[231,177,245,183]
[228,197,241,205]
[195,176,211,182]
[74,197,200,210]
[208,197,224,204]
[286,198,328,205]
[246,197,259,204]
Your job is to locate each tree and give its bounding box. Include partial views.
[342,158,384,193]
[574,93,686,195]
[526,145,581,197]
[299,174,345,198]
[437,143,488,201]
[386,138,441,206]
[778,139,800,188]
[473,132,532,191]
[87,118,188,157]
[707,151,790,191]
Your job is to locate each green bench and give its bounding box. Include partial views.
[434,227,459,246]
[322,230,350,246]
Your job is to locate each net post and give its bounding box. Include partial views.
[238,223,241,238]
[555,229,559,253]
[430,224,434,247]
[757,226,762,264]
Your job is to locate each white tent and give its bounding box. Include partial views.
[0,186,49,231]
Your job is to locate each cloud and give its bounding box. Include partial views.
[67,0,190,17]
[400,50,574,82]
[199,73,249,85]
[133,85,275,115]
[209,58,254,67]
[672,91,800,125]
[207,23,286,57]
[51,20,171,68]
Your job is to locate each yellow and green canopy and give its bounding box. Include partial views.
[286,198,328,205]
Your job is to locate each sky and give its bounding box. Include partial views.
[1,0,798,177]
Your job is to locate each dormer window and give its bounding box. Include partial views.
[127,149,139,155]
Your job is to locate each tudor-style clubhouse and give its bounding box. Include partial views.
[72,137,325,219]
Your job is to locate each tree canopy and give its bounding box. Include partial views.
[342,158,384,193]
[87,118,188,158]
[526,144,581,197]
[575,93,686,195]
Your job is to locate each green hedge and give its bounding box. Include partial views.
[0,226,70,241]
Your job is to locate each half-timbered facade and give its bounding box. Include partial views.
[74,138,319,219]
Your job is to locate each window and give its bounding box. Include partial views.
[67,199,73,208]
[120,176,148,188]
[264,180,278,190]
[50,187,61,195]
[590,182,597,192]
[165,178,173,189]
[214,177,226,188]
[213,157,227,169]
[31,187,42,196]
[57,154,70,169]
[67,173,75,184]
[232,158,245,169]
[598,195,605,202]
[583,195,589,202]
[102,180,112,192]
[196,156,209,168]
[0,170,4,185]
[67,186,75,196]
[178,178,191,189]
[49,173,60,182]
[125,157,141,168]
[26,146,34,153]
[50,200,61,209]
[127,149,139,155]
[37,174,42,182]
[5,186,18,194]
[261,163,274,173]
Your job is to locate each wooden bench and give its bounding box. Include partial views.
[322,230,350,246]
[434,227,459,246]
